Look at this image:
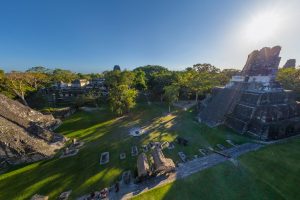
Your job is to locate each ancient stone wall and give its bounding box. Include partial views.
[0,94,65,165]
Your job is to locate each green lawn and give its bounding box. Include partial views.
[0,103,251,199]
[132,136,300,200]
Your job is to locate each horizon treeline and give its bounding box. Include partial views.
[0,64,299,115]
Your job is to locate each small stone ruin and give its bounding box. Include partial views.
[178,152,187,162]
[30,194,48,200]
[226,139,236,146]
[137,153,150,178]
[60,147,79,158]
[119,153,126,160]
[167,142,175,149]
[216,144,225,150]
[122,170,131,185]
[70,138,84,149]
[58,190,72,200]
[131,146,138,157]
[283,59,296,68]
[100,152,110,165]
[199,148,209,156]
[151,147,175,174]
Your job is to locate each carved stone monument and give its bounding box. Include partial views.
[199,46,300,140]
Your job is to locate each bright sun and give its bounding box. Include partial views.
[244,11,282,42]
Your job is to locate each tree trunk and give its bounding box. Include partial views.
[20,96,28,106]
[160,94,163,103]
[169,104,171,113]
[12,89,28,106]
[195,93,199,110]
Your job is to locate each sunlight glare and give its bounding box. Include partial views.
[243,10,282,42]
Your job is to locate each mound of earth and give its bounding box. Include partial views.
[0,94,65,165]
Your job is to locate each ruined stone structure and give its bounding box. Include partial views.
[42,78,107,105]
[199,46,300,140]
[283,59,296,68]
[151,147,175,174]
[137,153,150,178]
[0,94,65,165]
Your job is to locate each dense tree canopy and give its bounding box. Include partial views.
[277,68,300,95]
[6,63,300,114]
[105,70,138,115]
[163,84,180,112]
[52,69,78,83]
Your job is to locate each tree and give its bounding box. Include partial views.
[108,85,137,115]
[134,65,168,80]
[77,73,91,80]
[105,69,137,115]
[104,70,135,88]
[150,71,177,102]
[134,70,147,91]
[163,84,180,112]
[5,72,35,105]
[26,66,52,74]
[0,69,4,79]
[26,72,50,89]
[52,69,78,83]
[193,63,220,73]
[218,69,241,85]
[277,68,300,95]
[181,68,219,102]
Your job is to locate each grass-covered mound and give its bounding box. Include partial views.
[132,136,300,200]
[0,103,249,199]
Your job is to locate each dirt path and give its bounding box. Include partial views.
[108,143,264,200]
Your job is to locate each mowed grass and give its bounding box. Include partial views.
[132,136,300,200]
[0,102,250,200]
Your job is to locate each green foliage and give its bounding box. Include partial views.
[104,70,135,88]
[26,66,52,74]
[105,70,138,115]
[74,93,98,108]
[180,68,220,102]
[218,68,241,85]
[77,73,91,80]
[163,84,180,112]
[109,85,138,115]
[0,69,4,79]
[4,72,37,105]
[277,68,300,93]
[134,65,168,80]
[52,69,78,83]
[134,70,147,91]
[150,71,178,100]
[192,63,220,73]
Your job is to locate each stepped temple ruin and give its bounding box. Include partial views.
[199,46,300,140]
[0,94,65,165]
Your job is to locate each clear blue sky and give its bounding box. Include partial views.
[0,0,299,73]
